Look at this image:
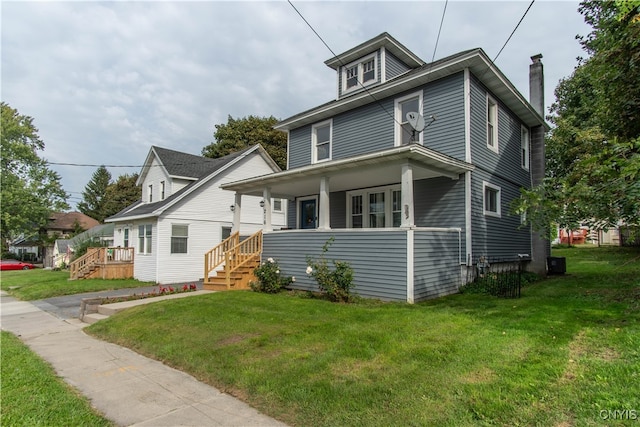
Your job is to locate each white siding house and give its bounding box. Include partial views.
[106,145,285,284]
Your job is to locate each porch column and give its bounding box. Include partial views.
[401,162,415,228]
[232,193,242,233]
[263,187,272,232]
[318,176,331,230]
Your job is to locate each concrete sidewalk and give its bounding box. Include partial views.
[0,291,287,427]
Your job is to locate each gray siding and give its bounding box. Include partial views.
[471,169,532,260]
[288,125,311,169]
[422,72,465,160]
[332,99,395,159]
[330,191,346,229]
[413,230,461,301]
[385,52,411,80]
[263,230,408,301]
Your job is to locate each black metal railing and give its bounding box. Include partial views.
[463,256,523,298]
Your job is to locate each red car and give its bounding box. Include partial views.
[1,259,36,271]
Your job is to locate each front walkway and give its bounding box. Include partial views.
[1,291,287,427]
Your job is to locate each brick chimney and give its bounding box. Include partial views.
[528,53,550,275]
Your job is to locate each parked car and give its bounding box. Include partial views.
[1,259,36,270]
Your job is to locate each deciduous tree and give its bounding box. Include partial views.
[0,103,68,250]
[202,115,287,169]
[104,173,141,219]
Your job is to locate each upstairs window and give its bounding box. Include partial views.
[487,95,498,153]
[483,182,501,218]
[170,224,188,254]
[342,53,378,94]
[395,91,423,146]
[521,126,530,170]
[312,120,332,163]
[148,184,153,203]
[160,181,166,200]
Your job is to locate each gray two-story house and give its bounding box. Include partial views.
[222,33,549,302]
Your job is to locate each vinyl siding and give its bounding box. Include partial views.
[413,230,462,301]
[263,230,408,301]
[132,219,157,282]
[332,100,394,159]
[288,126,312,169]
[470,169,532,260]
[422,72,465,160]
[385,52,411,80]
[142,157,172,202]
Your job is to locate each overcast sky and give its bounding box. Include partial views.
[2,0,591,210]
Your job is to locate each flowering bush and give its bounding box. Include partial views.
[250,258,292,294]
[306,237,354,303]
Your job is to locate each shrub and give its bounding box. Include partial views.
[306,237,355,303]
[251,258,292,294]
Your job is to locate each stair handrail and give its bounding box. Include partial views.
[204,231,240,282]
[224,230,263,288]
[70,247,103,280]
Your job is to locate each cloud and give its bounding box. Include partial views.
[2,1,590,210]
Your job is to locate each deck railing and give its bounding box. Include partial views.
[204,231,240,282]
[223,230,262,287]
[70,247,134,280]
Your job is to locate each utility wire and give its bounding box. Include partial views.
[431,0,448,64]
[493,0,535,63]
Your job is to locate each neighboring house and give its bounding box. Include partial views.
[42,212,100,268]
[222,33,550,303]
[53,223,117,268]
[7,235,41,262]
[105,144,285,284]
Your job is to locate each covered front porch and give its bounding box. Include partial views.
[221,144,473,302]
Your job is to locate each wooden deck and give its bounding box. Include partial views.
[70,247,134,280]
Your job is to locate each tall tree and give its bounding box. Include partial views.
[515,1,640,233]
[103,173,141,219]
[0,102,69,250]
[201,115,287,169]
[77,166,111,223]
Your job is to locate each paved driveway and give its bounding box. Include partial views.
[31,282,203,320]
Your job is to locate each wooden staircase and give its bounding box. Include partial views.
[69,247,134,280]
[203,230,262,291]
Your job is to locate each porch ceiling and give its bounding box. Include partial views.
[221,144,474,198]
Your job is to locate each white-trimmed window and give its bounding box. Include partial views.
[342,53,378,94]
[160,181,166,200]
[521,125,530,170]
[395,91,423,146]
[138,224,152,254]
[170,224,188,254]
[312,120,332,163]
[123,228,129,247]
[483,182,501,217]
[347,185,401,228]
[148,184,153,203]
[273,198,282,212]
[487,95,498,152]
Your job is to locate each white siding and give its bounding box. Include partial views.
[142,156,172,202]
[132,219,158,282]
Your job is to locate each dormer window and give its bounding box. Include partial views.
[342,53,378,94]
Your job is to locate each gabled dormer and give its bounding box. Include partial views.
[324,32,425,100]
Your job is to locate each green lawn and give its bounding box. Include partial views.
[0,268,154,300]
[0,331,113,426]
[87,246,640,426]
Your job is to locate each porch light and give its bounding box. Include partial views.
[230,205,235,212]
[259,200,265,208]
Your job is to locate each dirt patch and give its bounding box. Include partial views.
[216,334,256,347]
[561,330,620,384]
[460,367,496,384]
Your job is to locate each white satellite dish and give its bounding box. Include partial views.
[406,112,425,132]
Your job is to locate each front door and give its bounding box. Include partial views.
[300,199,317,229]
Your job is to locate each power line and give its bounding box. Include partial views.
[431,0,449,64]
[493,0,535,63]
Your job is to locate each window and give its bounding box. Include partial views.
[347,185,401,228]
[273,198,282,212]
[312,120,332,163]
[160,181,166,200]
[487,95,498,152]
[148,184,153,203]
[521,126,530,170]
[395,91,423,146]
[171,224,188,254]
[123,228,129,247]
[138,224,152,254]
[341,53,378,94]
[483,182,501,217]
